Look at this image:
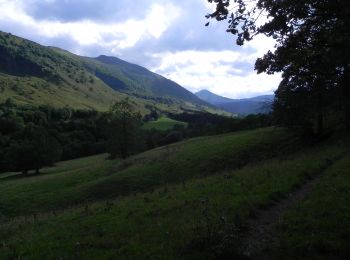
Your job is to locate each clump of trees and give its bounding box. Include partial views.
[206,0,350,136]
[6,124,62,174]
[0,101,108,174]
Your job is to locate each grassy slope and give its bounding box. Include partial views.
[0,127,292,218]
[0,72,125,111]
[0,32,126,111]
[0,31,219,114]
[0,129,349,258]
[272,154,350,259]
[141,116,188,131]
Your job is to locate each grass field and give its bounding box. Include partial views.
[142,116,188,131]
[0,128,349,259]
[0,127,291,218]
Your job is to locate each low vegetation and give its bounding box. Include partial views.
[0,128,349,258]
[0,127,290,218]
[272,154,350,259]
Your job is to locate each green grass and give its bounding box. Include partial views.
[0,127,291,218]
[142,116,188,131]
[0,154,116,218]
[0,131,349,259]
[271,154,350,259]
[1,128,349,259]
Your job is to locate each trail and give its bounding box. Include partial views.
[239,155,343,257]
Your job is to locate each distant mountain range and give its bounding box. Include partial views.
[0,31,209,113]
[196,89,274,115]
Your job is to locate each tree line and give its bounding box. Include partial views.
[0,98,272,175]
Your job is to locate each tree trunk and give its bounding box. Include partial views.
[316,80,324,136]
[22,169,28,175]
[121,111,128,159]
[35,168,40,174]
[317,110,324,136]
[344,64,350,130]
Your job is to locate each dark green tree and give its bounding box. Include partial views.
[107,99,142,159]
[6,124,62,174]
[206,0,350,133]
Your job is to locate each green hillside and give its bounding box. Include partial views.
[1,127,349,258]
[0,31,210,113]
[0,127,291,217]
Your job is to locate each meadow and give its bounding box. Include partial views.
[1,127,349,259]
[141,116,188,131]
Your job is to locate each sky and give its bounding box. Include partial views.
[0,0,281,98]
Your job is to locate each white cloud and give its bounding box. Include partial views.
[0,1,180,49]
[151,48,281,98]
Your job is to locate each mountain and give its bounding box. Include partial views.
[0,31,208,113]
[195,89,274,115]
[195,89,233,104]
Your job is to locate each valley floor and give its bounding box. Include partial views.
[0,127,349,259]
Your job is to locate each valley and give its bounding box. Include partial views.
[1,1,349,257]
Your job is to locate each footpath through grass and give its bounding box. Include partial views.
[270,154,350,260]
[0,130,349,259]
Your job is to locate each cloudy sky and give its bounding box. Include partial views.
[0,0,281,98]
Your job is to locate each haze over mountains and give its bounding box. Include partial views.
[0,31,209,113]
[196,89,274,115]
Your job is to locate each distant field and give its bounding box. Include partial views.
[0,128,349,259]
[142,116,188,131]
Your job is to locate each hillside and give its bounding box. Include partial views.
[0,31,208,113]
[196,89,274,115]
[0,127,349,258]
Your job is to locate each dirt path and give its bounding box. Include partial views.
[240,158,337,257]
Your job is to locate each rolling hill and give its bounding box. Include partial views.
[196,89,274,115]
[1,127,349,258]
[0,31,209,113]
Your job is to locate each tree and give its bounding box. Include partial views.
[106,99,142,159]
[6,124,62,174]
[206,0,350,134]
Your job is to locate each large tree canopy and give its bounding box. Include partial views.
[207,0,350,134]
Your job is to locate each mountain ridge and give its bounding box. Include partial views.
[0,31,209,113]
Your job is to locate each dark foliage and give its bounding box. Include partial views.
[105,99,142,159]
[0,101,108,173]
[207,0,350,136]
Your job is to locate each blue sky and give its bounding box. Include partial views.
[0,0,281,98]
